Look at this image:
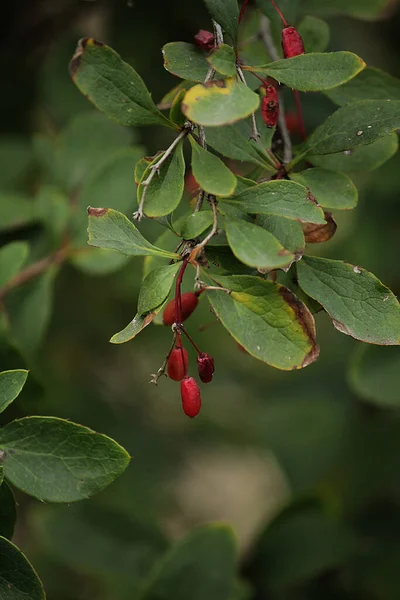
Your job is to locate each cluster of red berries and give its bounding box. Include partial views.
[162,291,215,419]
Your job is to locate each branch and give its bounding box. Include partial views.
[134,126,191,221]
[260,15,292,165]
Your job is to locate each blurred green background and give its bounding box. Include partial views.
[1,0,400,598]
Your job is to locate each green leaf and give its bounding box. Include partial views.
[110,309,164,344]
[298,16,330,53]
[181,211,214,239]
[248,52,365,92]
[0,243,28,288]
[36,185,70,241]
[0,194,35,232]
[190,137,237,197]
[349,345,400,408]
[182,79,260,126]
[300,0,391,19]
[256,215,305,258]
[134,155,154,184]
[325,67,400,106]
[141,524,237,600]
[205,274,319,369]
[202,0,239,41]
[5,269,57,358]
[54,111,133,191]
[0,416,130,502]
[297,256,400,344]
[204,121,272,167]
[159,80,194,108]
[309,133,398,173]
[0,482,16,540]
[0,370,28,414]
[0,536,45,600]
[162,42,210,82]
[224,217,294,270]
[138,263,181,314]
[290,168,358,210]
[169,89,187,127]
[33,504,167,589]
[70,248,130,275]
[221,180,326,224]
[69,38,173,128]
[207,44,237,77]
[87,208,179,259]
[140,141,186,217]
[305,99,400,155]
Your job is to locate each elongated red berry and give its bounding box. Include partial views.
[194,30,215,51]
[261,85,279,128]
[181,377,202,418]
[197,353,215,383]
[162,292,199,326]
[168,346,189,381]
[282,26,305,58]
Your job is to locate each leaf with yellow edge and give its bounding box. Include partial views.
[182,79,260,126]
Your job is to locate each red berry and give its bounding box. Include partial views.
[261,85,279,128]
[162,292,199,326]
[282,27,305,58]
[197,353,215,383]
[168,346,189,381]
[180,377,202,418]
[194,30,215,51]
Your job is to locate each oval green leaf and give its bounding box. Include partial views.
[0,416,130,502]
[203,0,239,41]
[190,137,237,197]
[297,256,400,344]
[0,370,28,414]
[182,79,260,126]
[0,536,45,600]
[290,168,358,210]
[162,42,210,82]
[298,16,330,54]
[0,242,28,288]
[205,274,319,369]
[207,44,237,77]
[137,263,181,315]
[325,67,400,106]
[181,211,214,239]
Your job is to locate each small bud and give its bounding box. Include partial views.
[181,377,202,418]
[194,30,215,51]
[162,292,199,326]
[168,346,189,381]
[197,352,215,383]
[261,85,279,128]
[282,26,305,58]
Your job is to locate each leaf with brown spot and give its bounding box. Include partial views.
[303,211,337,243]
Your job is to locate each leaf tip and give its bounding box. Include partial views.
[69,37,104,78]
[87,206,109,217]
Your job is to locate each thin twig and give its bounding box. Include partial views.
[0,246,68,302]
[150,332,177,384]
[134,126,191,221]
[190,196,218,262]
[194,21,224,213]
[236,65,261,142]
[260,15,292,164]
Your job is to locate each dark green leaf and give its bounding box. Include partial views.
[70,248,130,275]
[298,16,330,53]
[0,482,16,540]
[207,44,237,77]
[169,89,187,127]
[159,80,195,108]
[205,274,319,369]
[134,155,155,184]
[69,38,173,128]
[110,309,164,344]
[224,217,295,270]
[221,180,326,223]
[0,370,28,414]
[0,416,130,502]
[138,263,181,314]
[181,211,214,239]
[162,42,210,82]
[349,345,400,408]
[182,79,260,126]
[0,536,45,600]
[247,52,365,92]
[87,208,179,258]
[290,168,358,209]
[141,524,237,600]
[305,99,400,155]
[0,243,28,288]
[0,194,35,232]
[140,141,185,217]
[297,256,400,344]
[190,137,237,197]
[256,215,305,258]
[202,0,239,41]
[204,121,272,168]
[309,133,398,172]
[325,67,400,106]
